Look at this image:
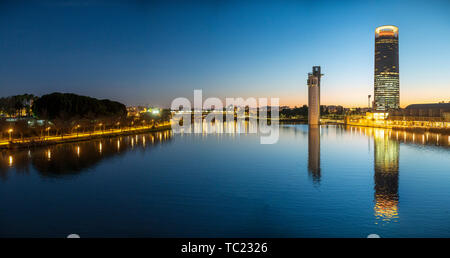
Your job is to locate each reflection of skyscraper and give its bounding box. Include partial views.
[308,66,322,125]
[374,25,399,111]
[373,129,400,222]
[308,125,321,184]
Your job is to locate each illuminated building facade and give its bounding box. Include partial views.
[308,66,323,125]
[374,25,399,111]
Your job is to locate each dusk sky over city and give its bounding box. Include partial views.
[3,0,450,243]
[1,0,449,107]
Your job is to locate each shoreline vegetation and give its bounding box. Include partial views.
[2,119,449,150]
[2,92,448,150]
[1,93,171,149]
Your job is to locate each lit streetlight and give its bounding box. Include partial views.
[8,128,13,141]
[98,123,103,134]
[75,124,80,137]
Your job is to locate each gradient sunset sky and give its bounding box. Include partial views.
[1,0,449,107]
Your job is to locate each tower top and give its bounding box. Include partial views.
[309,66,324,77]
[375,25,398,38]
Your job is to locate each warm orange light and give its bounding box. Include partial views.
[375,25,399,37]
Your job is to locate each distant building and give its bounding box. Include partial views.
[326,105,344,114]
[308,66,323,125]
[374,25,399,111]
[389,103,450,123]
[126,106,139,117]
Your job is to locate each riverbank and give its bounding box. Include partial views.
[0,124,172,150]
[345,121,450,135]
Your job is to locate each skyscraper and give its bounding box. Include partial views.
[374,25,399,111]
[308,66,322,125]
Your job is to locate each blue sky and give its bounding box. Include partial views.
[1,0,449,107]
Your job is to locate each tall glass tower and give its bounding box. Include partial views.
[374,25,399,111]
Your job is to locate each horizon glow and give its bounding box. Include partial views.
[0,0,449,108]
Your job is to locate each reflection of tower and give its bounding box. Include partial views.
[373,129,400,222]
[308,66,323,125]
[308,125,321,184]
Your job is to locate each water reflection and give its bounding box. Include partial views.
[315,125,449,223]
[373,129,400,223]
[0,130,172,179]
[345,125,450,148]
[308,125,321,185]
[195,119,254,134]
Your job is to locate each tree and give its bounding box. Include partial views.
[32,93,127,121]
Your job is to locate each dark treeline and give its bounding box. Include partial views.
[280,105,346,119]
[0,94,37,117]
[280,105,309,118]
[33,93,127,120]
[1,92,171,141]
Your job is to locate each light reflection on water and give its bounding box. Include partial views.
[0,130,173,178]
[0,123,450,237]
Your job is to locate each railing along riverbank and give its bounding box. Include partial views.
[0,123,172,149]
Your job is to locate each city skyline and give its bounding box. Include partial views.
[1,0,450,108]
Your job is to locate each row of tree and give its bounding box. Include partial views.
[32,93,127,120]
[0,94,37,117]
[1,93,172,140]
[279,105,346,119]
[0,93,127,120]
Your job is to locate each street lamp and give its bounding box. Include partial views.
[8,128,13,141]
[76,124,80,137]
[46,127,51,139]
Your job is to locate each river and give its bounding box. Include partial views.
[1,123,450,237]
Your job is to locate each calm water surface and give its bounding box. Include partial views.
[1,124,450,237]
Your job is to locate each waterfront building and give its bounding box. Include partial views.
[308,66,323,125]
[374,25,399,111]
[388,103,450,126]
[326,105,344,114]
[346,103,450,130]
